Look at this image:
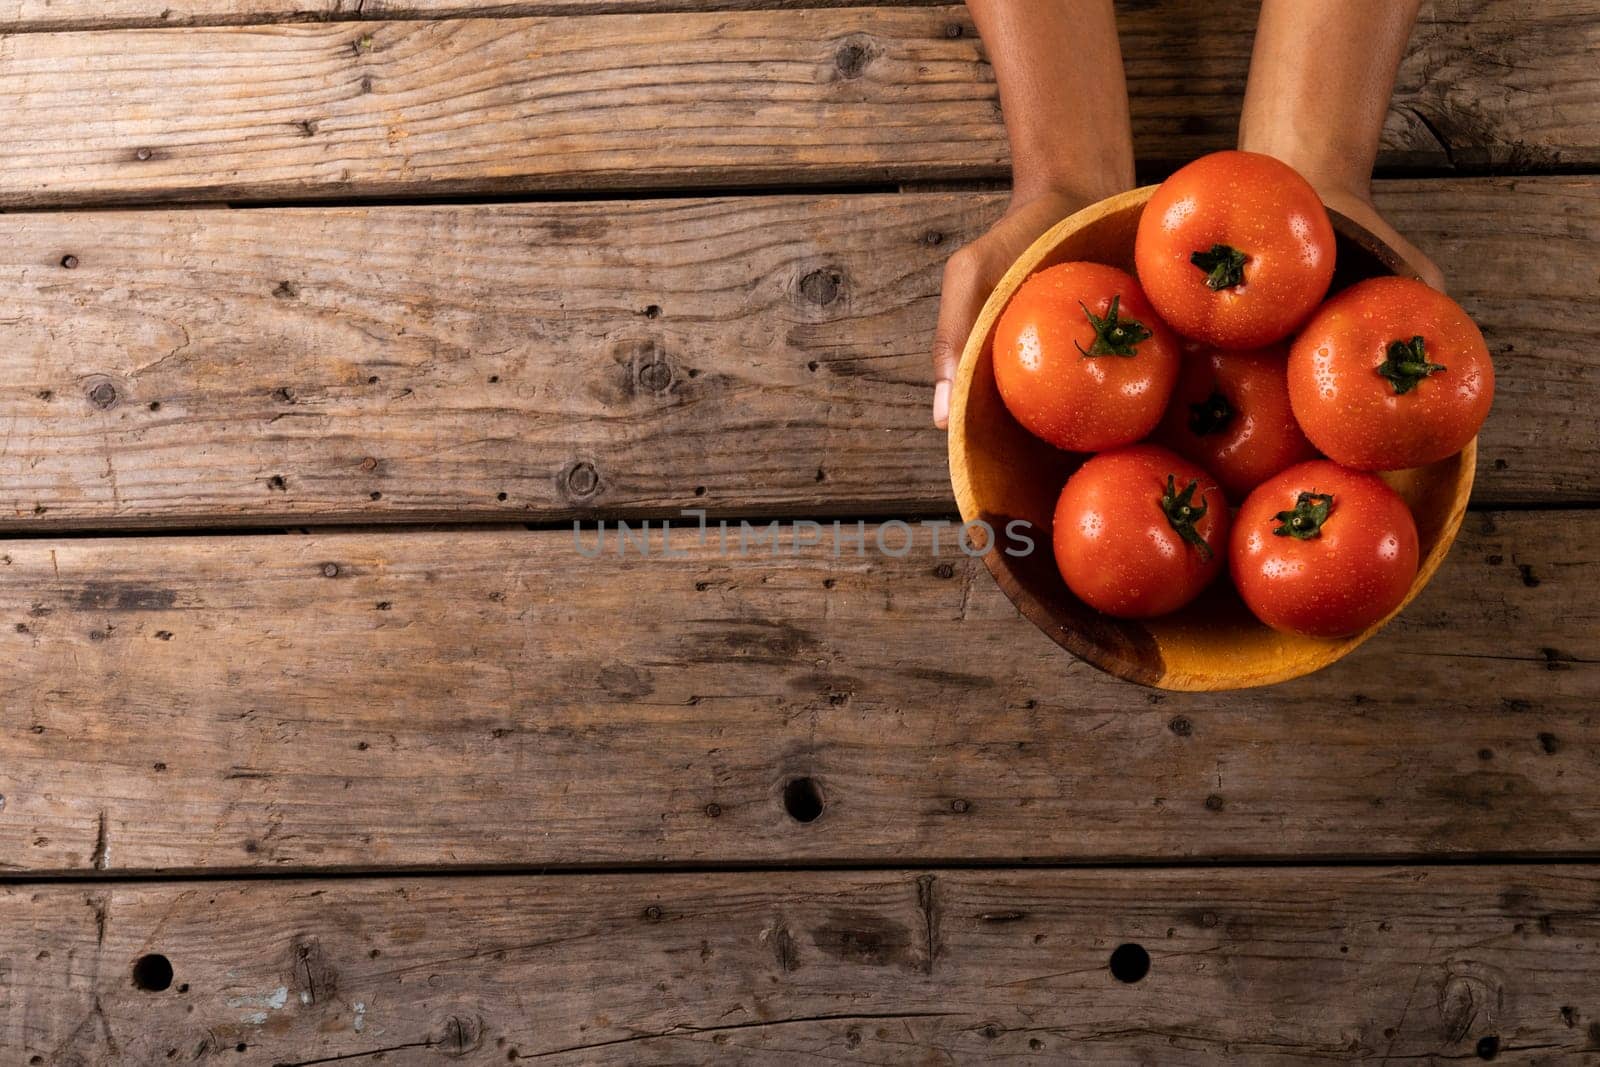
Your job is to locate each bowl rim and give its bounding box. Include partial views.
[947,184,1476,691]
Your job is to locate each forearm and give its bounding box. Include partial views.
[1238,0,1422,200]
[967,0,1134,205]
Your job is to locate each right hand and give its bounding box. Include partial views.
[1315,185,1446,292]
[931,189,1095,428]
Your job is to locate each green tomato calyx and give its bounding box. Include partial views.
[1272,491,1334,540]
[1076,295,1152,357]
[1376,335,1447,395]
[1188,388,1234,436]
[1160,474,1213,562]
[1190,244,1248,290]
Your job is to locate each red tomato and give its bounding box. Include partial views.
[1231,460,1419,638]
[1287,276,1494,470]
[1134,151,1336,349]
[1053,444,1229,619]
[993,262,1181,452]
[1154,344,1319,501]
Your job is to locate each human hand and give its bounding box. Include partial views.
[1238,0,1438,291]
[1315,184,1446,292]
[935,0,1134,429]
[930,189,1094,429]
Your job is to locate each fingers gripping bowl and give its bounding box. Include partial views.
[946,185,1476,691]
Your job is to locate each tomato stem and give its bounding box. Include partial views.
[1188,388,1234,436]
[1376,335,1447,395]
[1189,244,1248,290]
[1159,475,1213,562]
[1272,491,1334,540]
[1075,295,1152,358]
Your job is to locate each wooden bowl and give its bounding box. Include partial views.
[948,186,1474,691]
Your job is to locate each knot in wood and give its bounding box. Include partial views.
[562,460,601,500]
[87,381,119,410]
[637,357,673,393]
[798,268,843,306]
[833,38,875,79]
[436,1014,484,1057]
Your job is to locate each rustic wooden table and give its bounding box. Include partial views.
[1,1,1596,1063]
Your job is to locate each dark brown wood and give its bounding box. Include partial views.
[0,3,1592,208]
[0,179,1593,532]
[0,510,1592,875]
[8,865,1599,1063]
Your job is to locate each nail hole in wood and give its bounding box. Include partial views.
[1108,943,1149,983]
[783,777,824,823]
[131,954,173,992]
[1476,1036,1499,1060]
[60,254,78,269]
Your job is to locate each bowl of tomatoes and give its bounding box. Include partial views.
[948,152,1493,690]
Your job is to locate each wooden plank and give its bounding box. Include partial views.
[0,3,1593,208]
[1,179,1594,531]
[7,865,1599,1063]
[0,0,947,33]
[0,510,1593,875]
[0,193,989,529]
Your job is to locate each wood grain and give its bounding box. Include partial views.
[8,865,1600,1063]
[0,0,947,32]
[0,2,1592,207]
[0,179,1593,531]
[0,193,993,529]
[0,510,1592,875]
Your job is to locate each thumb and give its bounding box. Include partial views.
[931,249,993,429]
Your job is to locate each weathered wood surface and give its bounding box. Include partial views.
[1,510,1592,875]
[7,865,1599,1063]
[0,178,1593,530]
[0,2,1593,208]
